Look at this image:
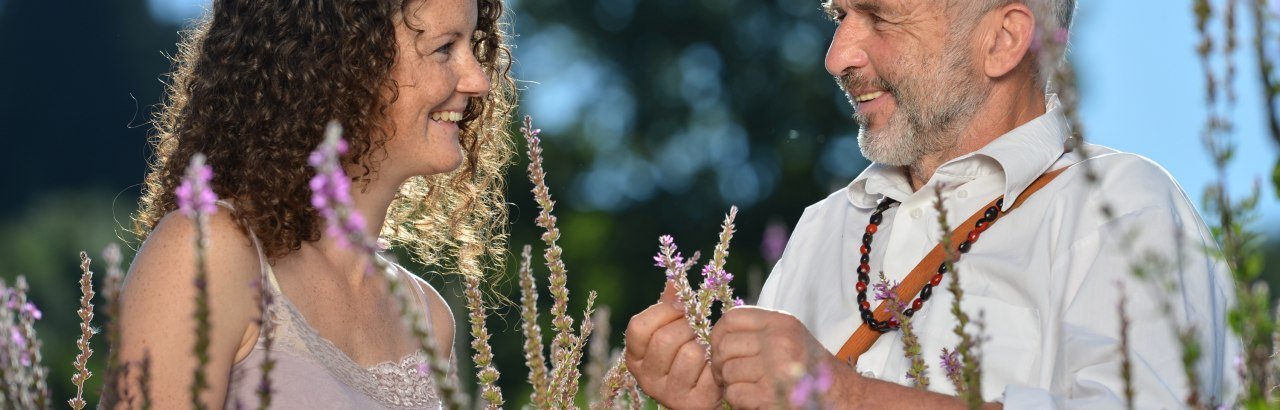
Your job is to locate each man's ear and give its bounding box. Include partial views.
[981,3,1036,79]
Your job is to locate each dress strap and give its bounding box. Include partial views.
[212,200,277,294]
[386,256,432,317]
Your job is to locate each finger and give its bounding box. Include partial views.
[725,382,771,410]
[715,356,764,386]
[625,301,686,361]
[667,337,710,390]
[691,363,723,405]
[641,318,698,378]
[713,307,770,338]
[660,280,678,304]
[710,327,763,365]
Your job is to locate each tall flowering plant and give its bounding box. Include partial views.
[308,121,477,409]
[0,276,48,409]
[518,116,600,408]
[176,152,217,409]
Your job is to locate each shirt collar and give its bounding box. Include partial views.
[846,94,1070,210]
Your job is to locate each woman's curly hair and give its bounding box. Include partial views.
[134,0,516,278]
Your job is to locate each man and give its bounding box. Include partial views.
[625,0,1239,408]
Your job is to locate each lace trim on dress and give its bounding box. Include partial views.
[258,268,445,408]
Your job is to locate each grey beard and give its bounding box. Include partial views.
[852,40,988,167]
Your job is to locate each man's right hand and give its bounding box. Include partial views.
[624,281,723,409]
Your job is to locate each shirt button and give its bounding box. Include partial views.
[861,371,876,378]
[956,190,968,199]
[910,208,923,219]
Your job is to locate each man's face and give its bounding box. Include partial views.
[824,0,989,166]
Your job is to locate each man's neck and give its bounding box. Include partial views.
[906,85,1048,191]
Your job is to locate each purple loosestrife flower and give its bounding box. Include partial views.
[10,327,25,351]
[760,219,789,266]
[306,121,466,409]
[655,236,707,346]
[941,347,965,394]
[700,265,734,289]
[176,154,218,217]
[308,123,368,249]
[21,303,40,320]
[178,153,218,410]
[789,361,834,408]
[871,279,901,307]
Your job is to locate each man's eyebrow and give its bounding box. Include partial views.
[822,1,841,18]
[825,0,888,19]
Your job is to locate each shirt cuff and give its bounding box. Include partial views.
[1001,384,1061,410]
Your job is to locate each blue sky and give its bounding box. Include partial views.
[146,0,1280,229]
[1073,0,1280,228]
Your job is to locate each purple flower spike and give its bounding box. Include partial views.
[941,347,962,377]
[789,362,833,407]
[871,280,899,302]
[309,121,365,249]
[10,327,25,349]
[761,220,789,266]
[22,302,41,320]
[176,153,219,217]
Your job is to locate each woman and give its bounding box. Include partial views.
[113,0,515,407]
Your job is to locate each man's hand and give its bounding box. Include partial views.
[624,282,723,409]
[710,306,851,409]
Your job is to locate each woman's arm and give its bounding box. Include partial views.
[112,210,263,408]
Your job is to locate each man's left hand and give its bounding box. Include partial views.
[709,306,852,408]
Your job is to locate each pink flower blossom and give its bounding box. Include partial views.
[21,302,40,320]
[760,219,789,266]
[176,154,218,217]
[789,361,833,407]
[308,121,366,249]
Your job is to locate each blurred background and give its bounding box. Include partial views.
[1,0,1277,405]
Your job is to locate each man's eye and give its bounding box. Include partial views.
[869,14,885,24]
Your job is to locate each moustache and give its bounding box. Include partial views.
[838,70,895,98]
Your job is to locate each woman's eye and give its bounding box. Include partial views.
[435,41,454,55]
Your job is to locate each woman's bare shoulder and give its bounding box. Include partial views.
[114,209,265,407]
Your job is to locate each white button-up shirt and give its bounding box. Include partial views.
[758,96,1239,408]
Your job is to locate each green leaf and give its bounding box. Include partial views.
[1272,158,1280,200]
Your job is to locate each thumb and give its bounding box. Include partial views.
[659,280,678,304]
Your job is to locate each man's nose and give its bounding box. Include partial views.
[825,24,870,77]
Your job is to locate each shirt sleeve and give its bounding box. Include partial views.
[1001,204,1239,410]
[757,202,823,310]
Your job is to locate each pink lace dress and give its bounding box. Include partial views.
[224,217,451,409]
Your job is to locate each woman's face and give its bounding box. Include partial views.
[380,0,490,181]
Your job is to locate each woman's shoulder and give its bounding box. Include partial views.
[122,209,264,331]
[114,209,268,407]
[134,209,264,281]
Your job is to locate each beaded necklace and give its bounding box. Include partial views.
[855,196,1006,333]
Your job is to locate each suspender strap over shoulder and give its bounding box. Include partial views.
[834,165,1073,364]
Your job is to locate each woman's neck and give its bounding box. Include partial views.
[309,174,404,288]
